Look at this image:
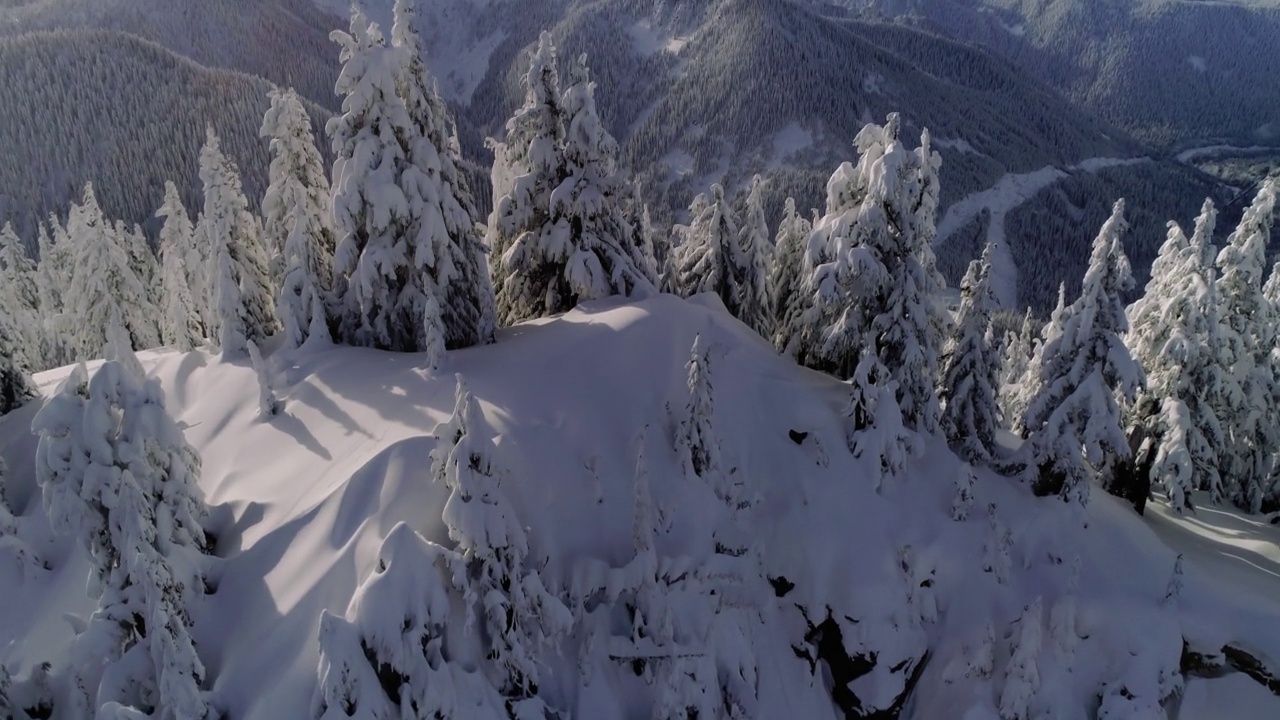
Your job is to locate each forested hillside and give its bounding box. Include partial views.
[0,30,329,241]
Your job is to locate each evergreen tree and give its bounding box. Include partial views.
[939,243,1002,465]
[999,308,1037,422]
[769,197,812,357]
[1215,179,1277,512]
[671,185,742,314]
[1022,201,1144,510]
[952,462,976,521]
[63,184,158,359]
[0,223,40,369]
[999,599,1043,720]
[0,305,35,416]
[156,185,204,351]
[0,456,45,579]
[35,218,73,369]
[736,175,773,337]
[497,52,653,324]
[801,113,946,431]
[844,352,911,489]
[199,128,277,355]
[429,375,572,704]
[260,88,335,349]
[314,525,507,720]
[32,342,212,718]
[391,0,496,350]
[488,32,562,320]
[1124,202,1224,513]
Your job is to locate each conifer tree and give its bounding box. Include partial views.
[314,525,507,720]
[429,375,571,704]
[199,128,277,355]
[0,308,35,416]
[999,309,1037,422]
[0,223,40,369]
[952,463,976,521]
[1022,201,1144,509]
[32,340,212,718]
[1214,179,1277,511]
[157,185,204,351]
[801,113,946,431]
[939,243,1002,465]
[672,184,742,314]
[497,52,653,323]
[1000,599,1043,720]
[0,456,45,579]
[844,353,911,489]
[770,197,812,357]
[391,0,496,349]
[261,88,335,349]
[488,32,562,315]
[736,175,773,337]
[35,218,72,368]
[63,184,158,359]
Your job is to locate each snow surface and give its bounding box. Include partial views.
[3,296,1280,717]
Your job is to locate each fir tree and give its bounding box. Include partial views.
[429,375,572,703]
[0,223,40,369]
[32,342,212,718]
[35,218,73,369]
[392,0,496,350]
[1215,179,1277,512]
[314,525,507,720]
[844,353,911,489]
[156,184,204,351]
[260,88,335,349]
[672,185,742,314]
[999,599,1043,720]
[952,463,976,521]
[488,32,562,321]
[1022,201,1144,510]
[939,242,1002,465]
[0,307,35,416]
[736,175,773,337]
[199,128,277,355]
[497,52,653,323]
[63,184,158,359]
[801,113,946,431]
[769,197,812,357]
[999,308,1037,422]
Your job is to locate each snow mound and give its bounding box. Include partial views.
[2,296,1280,718]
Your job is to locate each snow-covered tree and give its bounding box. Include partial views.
[1021,201,1144,509]
[736,175,773,337]
[999,309,1037,423]
[625,185,661,286]
[0,456,45,580]
[429,374,571,703]
[0,306,35,416]
[0,223,40,368]
[32,340,212,718]
[487,32,562,317]
[121,222,158,311]
[983,503,1013,585]
[391,0,496,350]
[1127,203,1224,513]
[1218,179,1279,511]
[999,599,1043,720]
[939,243,1002,465]
[671,185,742,312]
[844,353,911,489]
[63,184,159,359]
[314,524,507,720]
[247,340,281,419]
[156,184,204,351]
[496,51,653,324]
[674,334,743,511]
[199,128,277,355]
[952,463,976,521]
[1161,554,1184,607]
[261,87,335,349]
[329,6,492,355]
[769,197,812,356]
[800,113,946,431]
[35,218,73,368]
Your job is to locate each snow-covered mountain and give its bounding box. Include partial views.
[3,296,1279,718]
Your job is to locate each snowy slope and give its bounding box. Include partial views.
[3,297,1280,718]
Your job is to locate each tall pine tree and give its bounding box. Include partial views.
[939,242,1002,465]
